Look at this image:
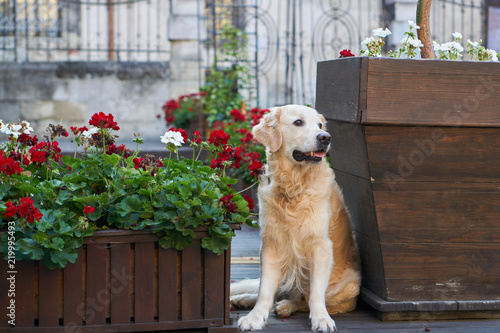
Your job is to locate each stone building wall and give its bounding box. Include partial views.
[0,62,169,143]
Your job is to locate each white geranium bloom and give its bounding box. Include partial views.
[361,37,374,46]
[405,37,424,48]
[452,32,462,40]
[82,127,98,138]
[487,49,498,61]
[451,41,464,53]
[372,27,391,38]
[21,120,34,134]
[160,130,184,147]
[408,20,420,30]
[10,124,22,132]
[467,39,479,48]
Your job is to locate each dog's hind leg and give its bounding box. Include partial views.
[230,278,260,309]
[274,292,307,317]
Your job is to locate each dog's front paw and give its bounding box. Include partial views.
[238,310,268,331]
[310,315,337,332]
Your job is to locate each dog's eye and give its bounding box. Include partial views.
[319,123,323,129]
[293,119,303,127]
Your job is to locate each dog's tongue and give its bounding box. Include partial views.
[312,151,325,158]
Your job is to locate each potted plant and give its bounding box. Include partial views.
[316,12,500,320]
[0,113,255,331]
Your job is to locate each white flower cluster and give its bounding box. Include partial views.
[82,128,98,138]
[0,120,34,139]
[433,32,464,60]
[160,130,185,147]
[361,28,392,57]
[388,20,422,59]
[466,38,498,62]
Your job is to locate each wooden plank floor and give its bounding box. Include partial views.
[230,224,500,332]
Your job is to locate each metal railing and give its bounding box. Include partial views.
[0,0,170,62]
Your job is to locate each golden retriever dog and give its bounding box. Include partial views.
[230,105,360,332]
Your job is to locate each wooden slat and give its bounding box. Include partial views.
[110,243,131,324]
[328,121,371,179]
[85,244,108,325]
[204,249,224,320]
[353,233,387,300]
[63,247,83,326]
[385,278,500,301]
[373,190,500,243]
[16,260,35,327]
[365,126,500,184]
[181,240,202,321]
[334,170,380,242]
[0,259,12,327]
[158,247,178,322]
[223,247,232,326]
[363,58,500,127]
[38,263,60,327]
[381,243,500,280]
[315,57,363,123]
[134,242,155,323]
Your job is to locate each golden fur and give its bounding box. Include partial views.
[231,105,361,332]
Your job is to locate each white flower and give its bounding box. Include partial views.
[452,32,462,40]
[20,120,34,134]
[372,27,391,38]
[361,37,374,46]
[487,49,498,61]
[405,37,424,48]
[467,39,479,48]
[408,20,420,30]
[10,124,22,132]
[160,130,184,147]
[450,41,464,53]
[82,128,98,138]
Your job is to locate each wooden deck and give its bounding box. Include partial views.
[230,224,500,333]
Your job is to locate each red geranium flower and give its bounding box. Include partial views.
[192,130,202,144]
[0,155,23,176]
[243,194,254,211]
[230,109,246,122]
[248,160,263,178]
[6,197,43,223]
[4,201,18,218]
[89,112,120,130]
[220,194,237,213]
[133,157,144,170]
[339,49,355,58]
[208,130,230,147]
[83,206,95,214]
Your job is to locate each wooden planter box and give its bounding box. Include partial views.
[316,57,500,320]
[0,229,238,332]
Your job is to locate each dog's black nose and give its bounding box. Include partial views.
[317,132,331,144]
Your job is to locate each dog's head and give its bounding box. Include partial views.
[252,105,331,165]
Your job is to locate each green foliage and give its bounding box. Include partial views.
[0,117,254,269]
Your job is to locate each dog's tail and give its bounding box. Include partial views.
[230,278,260,297]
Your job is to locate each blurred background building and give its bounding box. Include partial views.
[0,0,497,141]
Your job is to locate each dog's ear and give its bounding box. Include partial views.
[252,107,282,152]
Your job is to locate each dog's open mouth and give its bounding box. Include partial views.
[292,150,326,163]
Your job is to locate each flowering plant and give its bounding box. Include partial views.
[346,20,498,62]
[0,114,255,269]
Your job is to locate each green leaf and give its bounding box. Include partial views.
[17,184,40,195]
[158,230,193,251]
[50,249,79,268]
[17,238,44,260]
[201,235,230,256]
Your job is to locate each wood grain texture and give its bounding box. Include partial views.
[328,121,371,179]
[109,243,131,324]
[204,249,225,320]
[134,242,155,323]
[181,240,202,321]
[15,261,35,327]
[63,247,83,326]
[85,244,108,325]
[363,58,500,127]
[0,259,10,327]
[315,58,363,123]
[158,247,178,322]
[365,126,500,183]
[38,264,60,327]
[354,233,387,300]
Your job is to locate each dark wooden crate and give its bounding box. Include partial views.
[316,57,500,320]
[0,229,238,332]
